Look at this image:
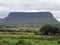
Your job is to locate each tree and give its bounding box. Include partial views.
[39,24,58,35]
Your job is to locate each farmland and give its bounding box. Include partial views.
[0,24,60,45]
[0,32,60,45]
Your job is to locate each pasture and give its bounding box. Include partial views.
[0,24,60,45]
[0,32,60,45]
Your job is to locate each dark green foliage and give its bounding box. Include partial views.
[57,41,60,44]
[16,39,25,45]
[40,25,58,35]
[16,39,32,45]
[47,38,55,41]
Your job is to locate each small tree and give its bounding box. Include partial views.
[39,24,58,35]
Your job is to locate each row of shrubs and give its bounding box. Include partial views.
[0,35,60,41]
[17,39,60,45]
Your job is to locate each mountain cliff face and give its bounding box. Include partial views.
[7,12,53,18]
[0,12,60,25]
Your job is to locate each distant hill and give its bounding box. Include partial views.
[0,12,60,26]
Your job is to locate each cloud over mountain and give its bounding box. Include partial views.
[0,0,60,21]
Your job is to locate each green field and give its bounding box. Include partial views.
[0,24,60,45]
[0,32,60,45]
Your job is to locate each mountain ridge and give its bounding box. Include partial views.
[6,12,53,18]
[0,12,60,25]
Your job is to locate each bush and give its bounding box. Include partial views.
[34,31,40,35]
[47,38,54,41]
[39,24,58,35]
[16,39,25,45]
[57,41,60,44]
[1,39,10,43]
[16,39,32,45]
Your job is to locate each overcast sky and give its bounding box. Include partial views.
[0,0,60,21]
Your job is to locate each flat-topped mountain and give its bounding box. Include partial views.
[0,12,60,25]
[7,12,53,18]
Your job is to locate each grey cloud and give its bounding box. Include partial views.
[0,0,60,11]
[0,0,60,20]
[0,11,9,18]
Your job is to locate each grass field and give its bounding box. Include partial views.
[0,24,60,45]
[0,32,60,45]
